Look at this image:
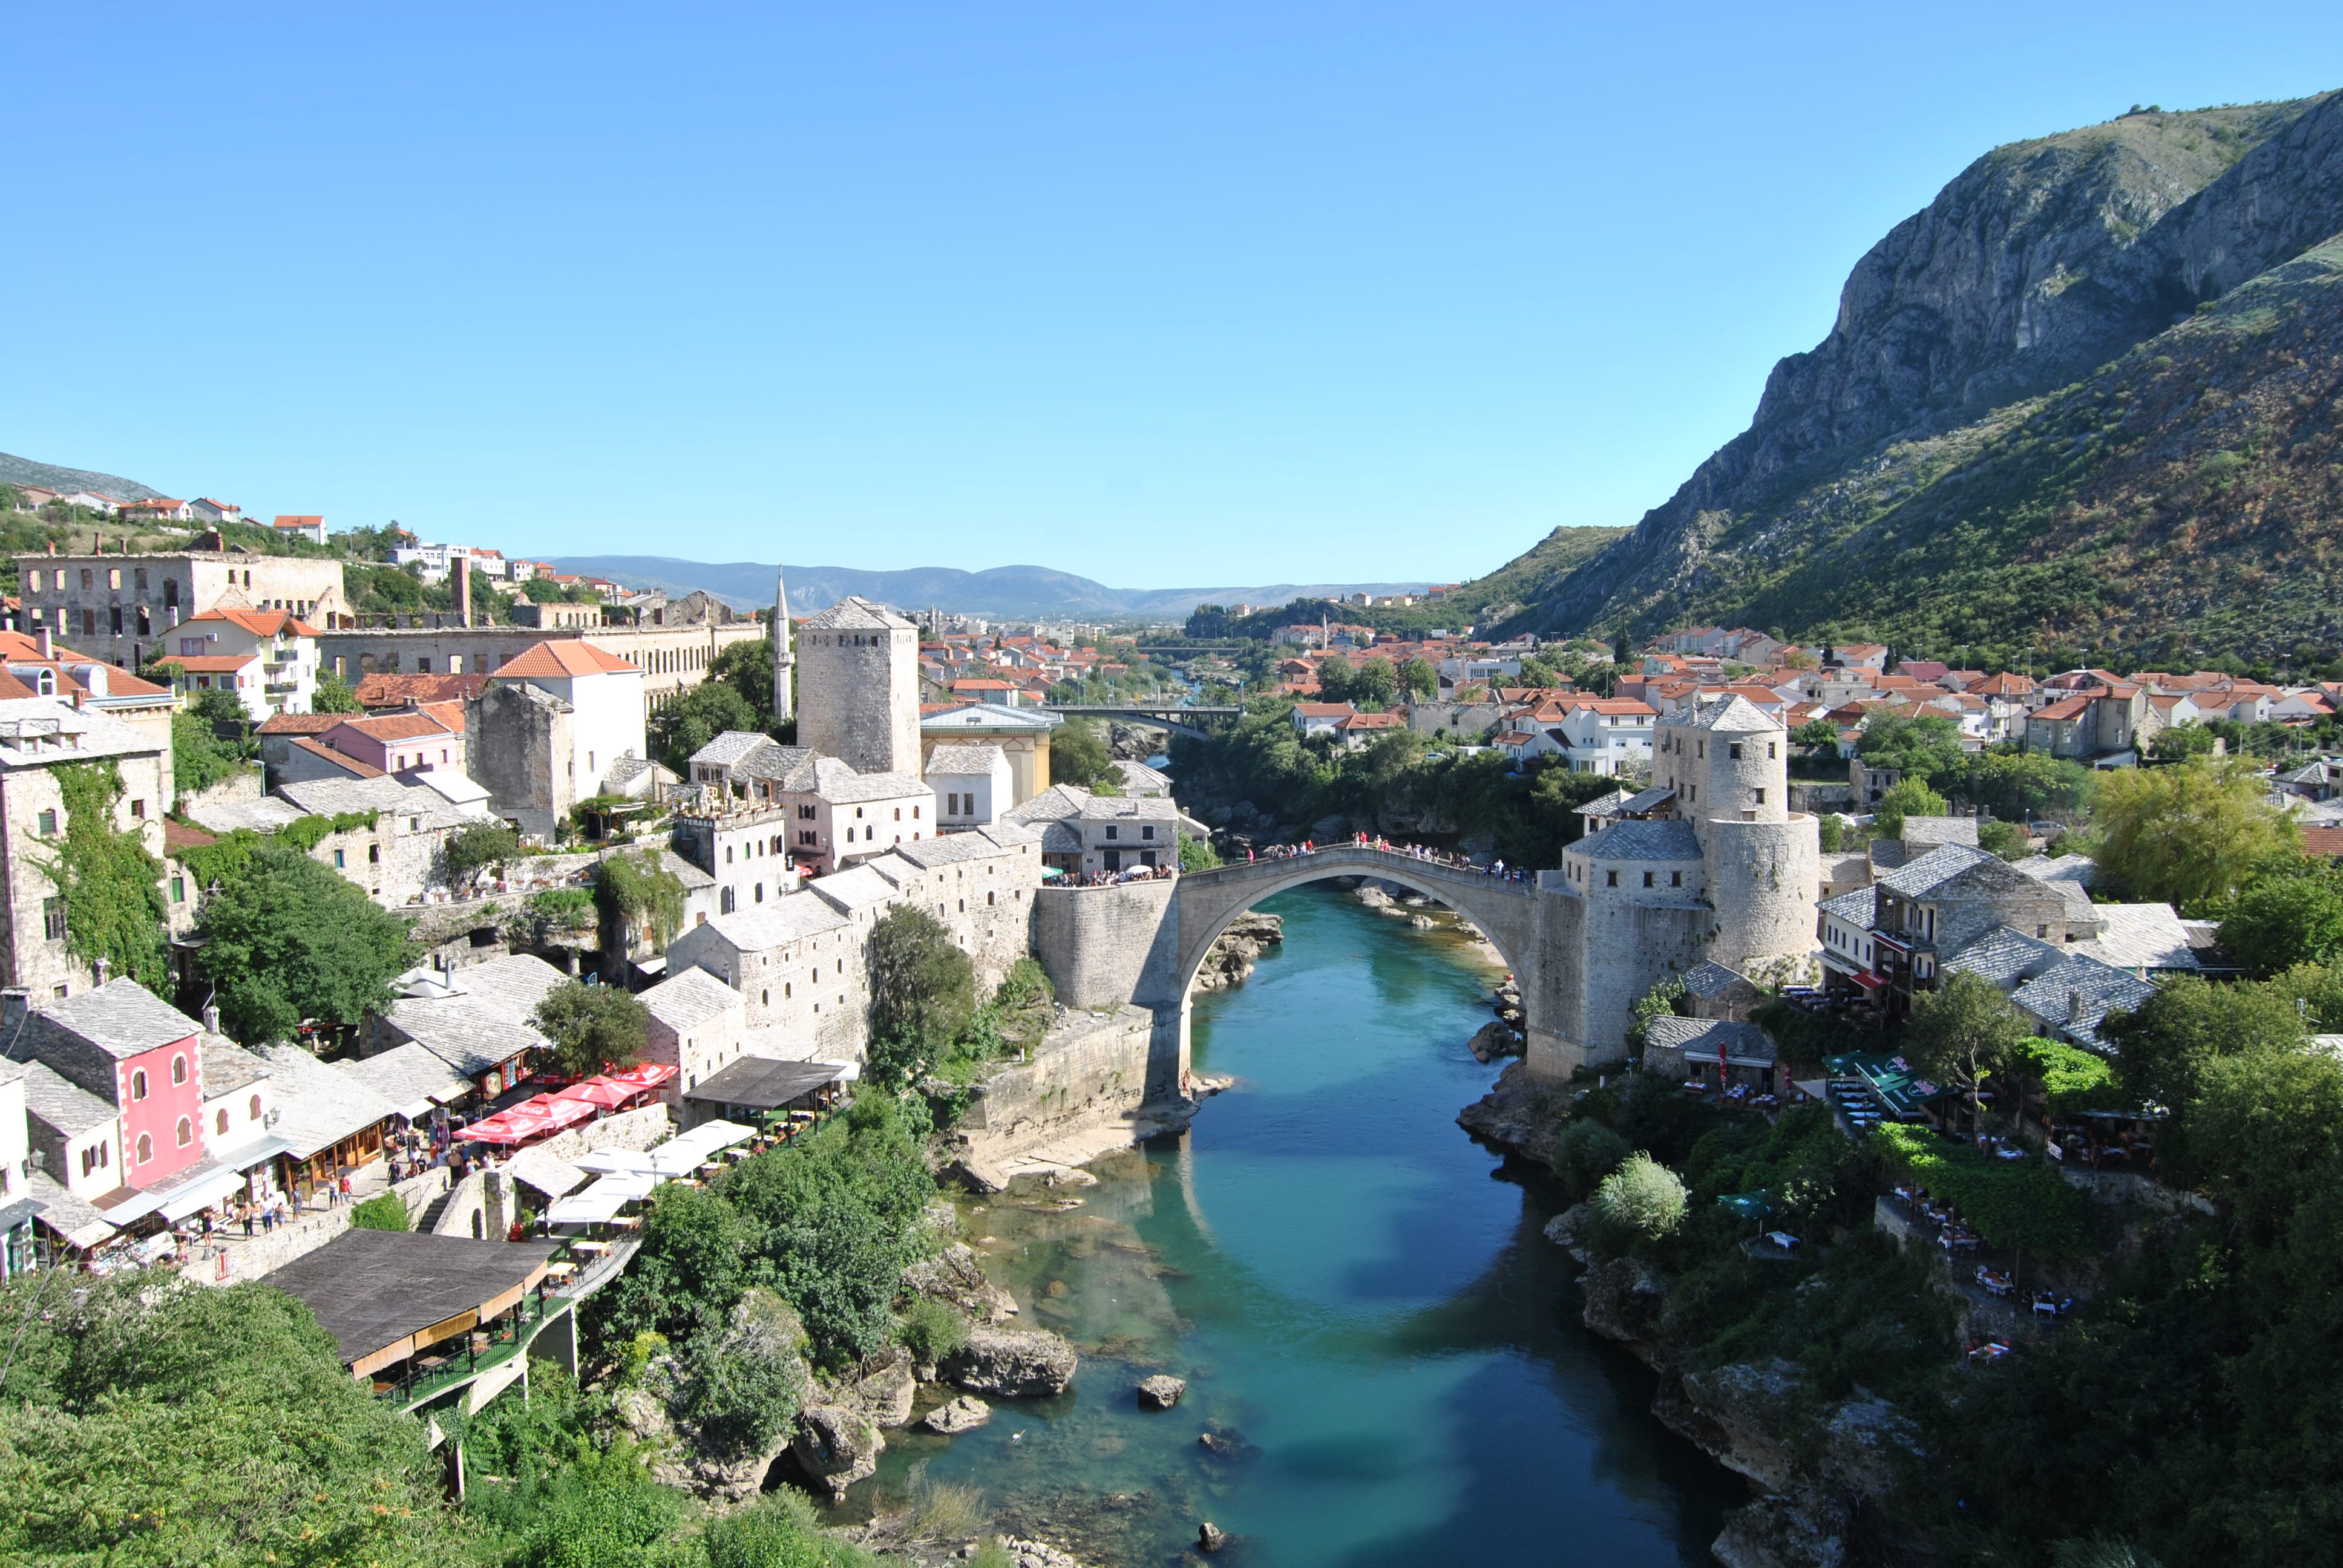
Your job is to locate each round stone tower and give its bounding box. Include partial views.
[1671,694,1818,973]
[795,596,920,777]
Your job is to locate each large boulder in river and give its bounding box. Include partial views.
[923,1394,993,1434]
[1466,1020,1522,1063]
[903,1243,1020,1322]
[1136,1374,1187,1409]
[791,1405,883,1497]
[1579,1256,1667,1355]
[944,1326,1079,1398]
[851,1354,918,1428]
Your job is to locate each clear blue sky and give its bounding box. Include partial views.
[7,5,2338,589]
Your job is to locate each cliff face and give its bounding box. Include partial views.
[1513,93,2343,663]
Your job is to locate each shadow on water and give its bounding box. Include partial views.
[837,885,1741,1566]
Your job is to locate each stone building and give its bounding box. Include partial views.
[0,699,172,1002]
[465,681,577,840]
[17,548,347,671]
[664,896,867,1060]
[677,733,934,883]
[927,742,1012,829]
[1529,694,1820,1067]
[918,702,1058,808]
[487,641,645,803]
[796,597,920,777]
[637,965,754,1103]
[315,611,762,714]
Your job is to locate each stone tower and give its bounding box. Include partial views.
[772,566,795,723]
[1656,694,1818,973]
[796,596,920,776]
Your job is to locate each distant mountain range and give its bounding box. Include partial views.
[0,451,163,503]
[546,556,1440,621]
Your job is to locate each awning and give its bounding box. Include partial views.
[605,1062,678,1094]
[1848,971,1884,990]
[158,1166,250,1223]
[467,1093,597,1145]
[546,1185,630,1227]
[573,1147,659,1175]
[553,1076,638,1111]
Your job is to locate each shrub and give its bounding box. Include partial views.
[349,1192,408,1231]
[895,1295,969,1365]
[1596,1153,1688,1237]
[1555,1118,1630,1198]
[705,1492,880,1568]
[531,980,651,1080]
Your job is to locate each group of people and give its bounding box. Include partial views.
[1062,863,1178,887]
[1236,833,1535,884]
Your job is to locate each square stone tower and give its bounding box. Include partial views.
[796,596,920,776]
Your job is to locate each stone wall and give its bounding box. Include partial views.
[433,1168,511,1240]
[468,682,575,839]
[949,1004,1173,1166]
[1032,880,1180,1011]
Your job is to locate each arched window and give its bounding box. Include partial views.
[216,1109,229,1136]
[136,1133,152,1163]
[176,1117,192,1147]
[171,1054,188,1085]
[131,1069,148,1100]
[250,1094,263,1121]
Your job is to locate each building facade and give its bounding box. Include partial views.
[796,597,920,777]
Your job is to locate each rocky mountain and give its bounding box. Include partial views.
[1503,93,2343,668]
[0,450,162,502]
[549,555,1440,621]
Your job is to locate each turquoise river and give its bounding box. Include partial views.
[836,884,1742,1565]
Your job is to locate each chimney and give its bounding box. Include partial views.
[0,988,28,1032]
[94,955,110,986]
[202,1002,221,1034]
[452,554,473,627]
[36,628,51,658]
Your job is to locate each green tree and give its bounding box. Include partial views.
[586,1181,759,1346]
[445,821,520,889]
[1351,656,1397,707]
[2221,877,2343,976]
[1397,656,1438,700]
[1791,717,1842,748]
[1978,817,2029,858]
[1857,711,1964,785]
[170,708,249,799]
[1962,750,2097,821]
[1873,776,1949,838]
[2094,757,2298,906]
[1314,659,1355,704]
[1904,970,2030,1117]
[1625,975,1689,1051]
[0,1273,478,1567]
[34,761,168,992]
[864,906,976,1088]
[649,679,758,775]
[2100,975,2309,1140]
[195,839,413,1042]
[308,674,364,714]
[1051,717,1118,791]
[1178,832,1222,871]
[532,979,650,1079]
[1555,1118,1631,1199]
[2150,723,2218,760]
[709,633,783,728]
[1596,1153,1688,1237]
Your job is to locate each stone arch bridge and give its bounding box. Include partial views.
[1032,845,1562,1108]
[1172,846,1538,996]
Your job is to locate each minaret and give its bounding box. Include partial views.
[772,566,795,722]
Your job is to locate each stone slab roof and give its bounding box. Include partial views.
[2070,903,2200,973]
[252,1041,405,1160]
[920,702,1060,733]
[802,596,914,632]
[736,743,817,782]
[640,966,743,1034]
[689,731,771,769]
[926,743,1006,776]
[188,795,310,835]
[700,896,851,952]
[1900,817,1981,849]
[807,863,901,914]
[1680,960,1758,999]
[1002,783,1092,825]
[1818,887,1878,930]
[1672,694,1778,733]
[200,1036,272,1099]
[2011,956,2157,1051]
[27,979,202,1064]
[333,1042,472,1115]
[658,846,716,890]
[278,774,470,829]
[377,955,568,1077]
[1645,1014,1778,1063]
[0,699,161,770]
[1873,843,2000,898]
[18,1058,116,1135]
[1944,925,2066,987]
[1576,817,1704,861]
[2011,854,2098,885]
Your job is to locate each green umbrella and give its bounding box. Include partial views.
[1717,1191,1772,1219]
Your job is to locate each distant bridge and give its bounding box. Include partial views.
[1042,704,1242,740]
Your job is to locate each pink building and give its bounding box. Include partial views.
[8,979,207,1191]
[320,711,461,775]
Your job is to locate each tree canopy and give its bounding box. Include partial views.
[863,906,975,1088]
[2220,875,2343,977]
[648,679,758,775]
[1050,717,1118,792]
[531,979,651,1080]
[1903,970,2030,1112]
[1873,776,1949,839]
[2094,757,2299,906]
[194,838,413,1041]
[1856,711,1965,785]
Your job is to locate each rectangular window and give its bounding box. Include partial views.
[81,609,94,637]
[1671,871,1682,887]
[79,569,92,590]
[171,875,185,903]
[1754,788,1766,805]
[26,570,38,593]
[109,606,122,635]
[368,844,381,864]
[1642,871,1653,887]
[1728,743,1742,759]
[129,799,144,819]
[42,898,64,941]
[1106,826,1118,840]
[334,849,345,868]
[134,568,146,592]
[36,809,55,836]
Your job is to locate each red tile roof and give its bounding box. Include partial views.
[335,711,454,743]
[2304,826,2343,860]
[186,607,323,638]
[290,736,382,777]
[354,671,490,708]
[152,655,259,673]
[256,713,342,735]
[494,640,639,678]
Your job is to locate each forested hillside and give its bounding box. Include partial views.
[1500,94,2343,669]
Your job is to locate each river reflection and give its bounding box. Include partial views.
[834,884,1740,1566]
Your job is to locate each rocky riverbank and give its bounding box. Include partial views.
[1191,911,1282,991]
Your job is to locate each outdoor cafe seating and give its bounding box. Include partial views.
[1975,1266,2016,1299]
[2033,1292,2074,1319]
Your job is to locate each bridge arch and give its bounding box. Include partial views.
[1172,846,1539,1004]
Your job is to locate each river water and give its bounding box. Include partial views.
[842,884,1741,1566]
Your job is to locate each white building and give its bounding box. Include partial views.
[156,607,323,718]
[638,965,755,1102]
[488,639,647,802]
[926,742,1011,829]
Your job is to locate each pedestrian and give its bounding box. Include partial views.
[339,1171,353,1204]
[241,1201,255,1238]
